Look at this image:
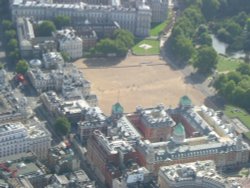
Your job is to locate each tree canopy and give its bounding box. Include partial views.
[4,30,16,40]
[36,20,56,37]
[61,51,70,62]
[54,15,71,29]
[201,0,220,20]
[93,29,134,57]
[214,64,250,110]
[7,39,18,51]
[16,60,29,74]
[2,20,13,30]
[54,117,71,136]
[193,46,218,74]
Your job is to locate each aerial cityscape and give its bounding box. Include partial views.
[0,0,250,187]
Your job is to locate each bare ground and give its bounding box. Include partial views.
[74,55,206,115]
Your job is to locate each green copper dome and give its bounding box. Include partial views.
[174,123,185,135]
[112,102,124,114]
[180,95,192,107]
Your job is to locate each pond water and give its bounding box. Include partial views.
[211,34,246,59]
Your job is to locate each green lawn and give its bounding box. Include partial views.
[224,105,250,129]
[224,105,250,140]
[132,39,160,55]
[150,10,173,36]
[216,55,244,73]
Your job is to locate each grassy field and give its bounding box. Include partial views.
[132,39,160,55]
[150,9,173,36]
[224,105,250,129]
[150,20,168,36]
[216,55,244,73]
[224,105,250,139]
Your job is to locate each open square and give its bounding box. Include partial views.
[74,56,206,114]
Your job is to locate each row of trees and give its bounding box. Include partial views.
[1,19,29,74]
[167,1,218,74]
[214,64,250,110]
[91,29,134,57]
[35,16,71,37]
[1,19,21,63]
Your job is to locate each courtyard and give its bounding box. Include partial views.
[74,55,206,114]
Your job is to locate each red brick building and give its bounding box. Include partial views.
[128,105,175,142]
[86,130,138,188]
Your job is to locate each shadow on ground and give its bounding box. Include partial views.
[82,57,125,68]
[204,94,226,110]
[184,71,207,85]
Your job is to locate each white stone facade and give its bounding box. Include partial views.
[54,29,83,59]
[0,121,51,160]
[11,0,152,37]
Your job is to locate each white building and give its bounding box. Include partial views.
[27,68,64,93]
[16,17,35,58]
[0,120,51,160]
[53,29,83,59]
[113,167,152,188]
[11,0,152,37]
[158,160,241,188]
[42,52,64,69]
[147,0,168,23]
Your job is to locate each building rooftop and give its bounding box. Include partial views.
[108,116,142,141]
[12,0,144,12]
[137,105,175,128]
[159,160,241,188]
[0,119,51,140]
[54,28,82,43]
[93,130,135,155]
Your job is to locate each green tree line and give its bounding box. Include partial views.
[91,29,134,57]
[214,64,250,111]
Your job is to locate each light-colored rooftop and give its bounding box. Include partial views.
[159,160,241,188]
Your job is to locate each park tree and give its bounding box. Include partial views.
[227,71,242,84]
[196,32,212,46]
[4,30,16,40]
[61,51,70,62]
[222,80,236,100]
[8,49,20,63]
[54,117,71,136]
[224,21,242,39]
[93,29,134,57]
[246,18,250,32]
[237,64,250,75]
[7,39,18,51]
[113,29,134,48]
[2,20,13,30]
[16,60,29,74]
[95,38,117,55]
[193,46,218,74]
[36,20,56,37]
[233,11,248,27]
[201,0,220,20]
[54,15,71,29]
[172,35,194,62]
[232,86,245,105]
[217,28,232,44]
